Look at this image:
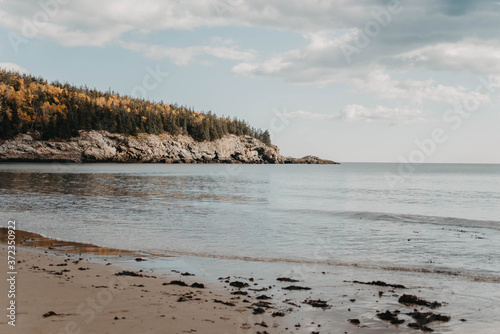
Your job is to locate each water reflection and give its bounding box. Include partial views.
[0,227,135,258]
[0,171,267,203]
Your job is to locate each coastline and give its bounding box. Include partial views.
[0,131,338,165]
[2,229,498,333]
[0,241,283,334]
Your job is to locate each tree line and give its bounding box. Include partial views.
[0,70,272,145]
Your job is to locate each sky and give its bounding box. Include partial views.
[0,0,500,163]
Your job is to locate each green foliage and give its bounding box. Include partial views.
[0,69,272,145]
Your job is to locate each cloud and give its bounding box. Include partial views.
[437,0,478,17]
[119,40,256,65]
[234,53,491,107]
[0,62,28,73]
[1,0,499,75]
[0,0,363,47]
[1,0,498,48]
[276,106,428,124]
[397,39,500,75]
[231,30,359,86]
[349,68,491,106]
[339,104,428,123]
[274,106,429,124]
[276,110,339,121]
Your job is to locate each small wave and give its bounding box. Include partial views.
[3,227,500,283]
[288,209,500,231]
[156,248,500,284]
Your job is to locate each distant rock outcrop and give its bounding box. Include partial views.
[0,131,338,164]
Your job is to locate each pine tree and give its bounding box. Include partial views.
[0,69,272,145]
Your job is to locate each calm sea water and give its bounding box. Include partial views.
[1,162,499,281]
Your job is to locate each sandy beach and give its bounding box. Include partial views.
[0,243,283,334]
[1,229,499,334]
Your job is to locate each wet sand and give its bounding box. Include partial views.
[0,244,285,333]
[1,229,498,333]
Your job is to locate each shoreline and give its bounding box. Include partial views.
[0,242,284,333]
[0,131,338,164]
[2,229,498,333]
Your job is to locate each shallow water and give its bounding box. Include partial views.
[1,163,499,279]
[1,162,499,332]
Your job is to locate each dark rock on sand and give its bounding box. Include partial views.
[398,294,442,309]
[165,280,188,287]
[277,277,300,282]
[43,311,58,318]
[190,282,205,289]
[253,301,274,309]
[282,285,311,291]
[408,311,450,324]
[256,295,272,300]
[231,291,248,296]
[272,311,285,317]
[253,307,266,315]
[349,319,361,325]
[249,287,269,292]
[177,292,194,302]
[115,270,143,277]
[255,321,268,327]
[408,323,434,332]
[230,281,249,288]
[213,299,235,306]
[353,280,406,289]
[376,310,405,325]
[303,299,331,310]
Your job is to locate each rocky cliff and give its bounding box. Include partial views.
[0,131,337,164]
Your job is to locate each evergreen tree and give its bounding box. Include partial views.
[0,69,272,145]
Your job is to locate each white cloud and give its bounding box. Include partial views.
[276,106,428,124]
[276,110,339,121]
[231,30,359,86]
[230,31,493,108]
[349,68,491,106]
[235,47,491,108]
[275,106,429,124]
[0,0,365,47]
[119,40,256,65]
[0,62,28,73]
[340,104,428,123]
[1,0,497,48]
[397,39,500,75]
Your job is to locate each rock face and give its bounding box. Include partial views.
[0,131,338,164]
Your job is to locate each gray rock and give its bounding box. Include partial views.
[0,131,338,164]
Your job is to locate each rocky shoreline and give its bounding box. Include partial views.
[0,130,338,164]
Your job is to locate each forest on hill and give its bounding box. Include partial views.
[0,70,271,145]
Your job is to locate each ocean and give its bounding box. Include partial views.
[1,162,499,332]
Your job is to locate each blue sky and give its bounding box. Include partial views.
[1,0,500,163]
